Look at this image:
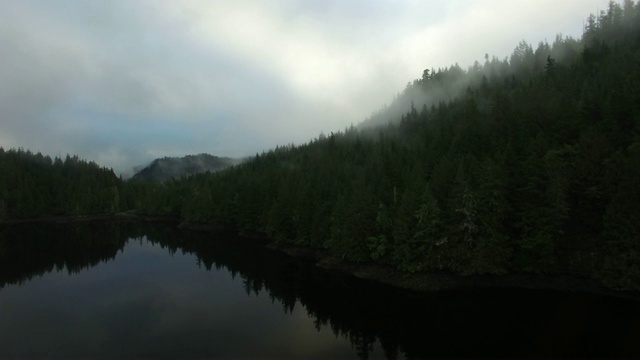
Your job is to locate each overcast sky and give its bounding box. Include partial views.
[1,0,611,176]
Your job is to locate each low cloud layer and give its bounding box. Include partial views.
[0,0,610,175]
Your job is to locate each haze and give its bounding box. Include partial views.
[0,0,610,176]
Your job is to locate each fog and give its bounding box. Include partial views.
[0,0,611,176]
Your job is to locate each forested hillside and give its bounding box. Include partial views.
[125,1,640,289]
[1,2,639,290]
[0,149,121,219]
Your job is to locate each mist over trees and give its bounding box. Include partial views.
[360,32,583,129]
[2,1,639,290]
[131,154,237,182]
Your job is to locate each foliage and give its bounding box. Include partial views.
[0,149,121,217]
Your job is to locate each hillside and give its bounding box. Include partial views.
[125,1,640,290]
[0,149,120,219]
[131,154,237,182]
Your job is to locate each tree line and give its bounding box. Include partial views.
[0,149,120,219]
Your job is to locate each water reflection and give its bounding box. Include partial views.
[0,222,639,358]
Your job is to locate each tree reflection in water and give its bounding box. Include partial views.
[0,222,639,358]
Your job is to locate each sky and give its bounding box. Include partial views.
[0,0,612,176]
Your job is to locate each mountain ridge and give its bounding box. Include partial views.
[131,153,237,182]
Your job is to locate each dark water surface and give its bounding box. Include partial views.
[0,222,639,358]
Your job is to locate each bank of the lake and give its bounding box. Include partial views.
[1,215,636,300]
[267,241,640,301]
[3,220,638,358]
[0,212,179,225]
[176,220,640,301]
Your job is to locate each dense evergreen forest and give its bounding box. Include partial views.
[0,149,120,218]
[1,1,639,290]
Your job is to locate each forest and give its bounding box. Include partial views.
[1,1,639,290]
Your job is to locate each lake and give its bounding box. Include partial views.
[0,222,639,358]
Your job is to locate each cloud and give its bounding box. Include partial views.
[0,0,612,175]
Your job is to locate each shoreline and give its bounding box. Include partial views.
[0,213,180,225]
[3,216,639,300]
[266,241,640,301]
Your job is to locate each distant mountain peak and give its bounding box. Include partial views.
[131,153,236,182]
